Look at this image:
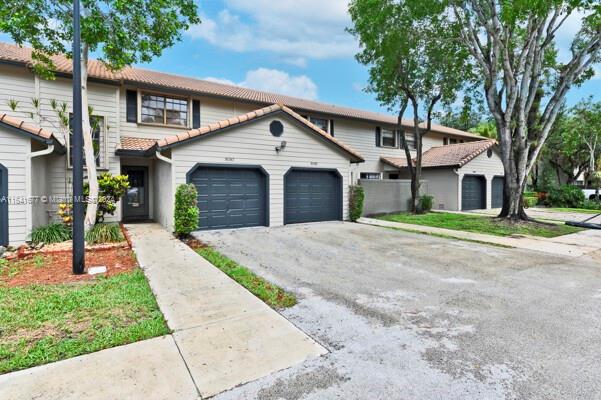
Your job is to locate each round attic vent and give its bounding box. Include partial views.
[270,120,284,137]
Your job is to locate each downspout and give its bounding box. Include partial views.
[26,144,55,235]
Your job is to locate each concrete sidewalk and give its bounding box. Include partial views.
[0,224,325,400]
[359,217,601,258]
[128,223,327,398]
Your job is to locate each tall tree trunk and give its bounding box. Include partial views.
[81,44,99,232]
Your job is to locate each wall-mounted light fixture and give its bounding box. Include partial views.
[275,141,287,153]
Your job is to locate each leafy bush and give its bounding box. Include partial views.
[418,195,434,213]
[30,223,72,244]
[85,223,124,244]
[349,185,365,221]
[581,199,601,210]
[523,191,537,198]
[523,196,538,208]
[174,184,199,237]
[85,173,130,223]
[545,185,585,208]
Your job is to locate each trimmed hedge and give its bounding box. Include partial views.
[349,185,365,222]
[174,184,200,237]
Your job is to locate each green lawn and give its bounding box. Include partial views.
[196,247,297,309]
[377,212,582,238]
[543,207,601,215]
[0,270,169,374]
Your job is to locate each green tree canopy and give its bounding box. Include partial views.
[0,0,200,77]
[349,0,472,211]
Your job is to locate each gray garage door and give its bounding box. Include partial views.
[492,176,504,208]
[462,175,486,210]
[284,169,342,224]
[0,164,7,246]
[188,166,267,231]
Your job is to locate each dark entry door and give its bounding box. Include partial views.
[462,175,486,210]
[188,166,267,230]
[122,166,149,222]
[492,176,504,208]
[0,164,7,246]
[284,169,342,224]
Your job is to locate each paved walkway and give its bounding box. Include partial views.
[0,224,325,400]
[359,217,601,258]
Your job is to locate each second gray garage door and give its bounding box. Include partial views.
[462,175,486,210]
[188,165,267,231]
[284,169,342,224]
[492,176,504,208]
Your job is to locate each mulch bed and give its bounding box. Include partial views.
[0,247,139,287]
[181,237,206,250]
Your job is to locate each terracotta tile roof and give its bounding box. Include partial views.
[0,42,483,140]
[0,113,54,140]
[156,103,364,162]
[119,136,158,152]
[381,140,497,169]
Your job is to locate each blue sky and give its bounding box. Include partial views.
[2,0,598,119]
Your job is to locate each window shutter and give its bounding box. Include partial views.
[192,100,201,128]
[329,119,335,136]
[397,131,402,148]
[126,90,137,123]
[375,127,381,147]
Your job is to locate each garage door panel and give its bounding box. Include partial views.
[284,169,341,224]
[462,176,486,211]
[189,166,267,231]
[492,177,504,208]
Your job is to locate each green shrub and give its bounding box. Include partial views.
[545,185,585,208]
[523,191,537,198]
[30,223,72,244]
[418,195,434,213]
[174,184,199,237]
[581,199,601,210]
[349,185,365,222]
[84,173,130,223]
[85,223,124,244]
[523,196,538,208]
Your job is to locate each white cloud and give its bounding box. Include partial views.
[204,68,318,100]
[187,0,357,60]
[282,57,308,68]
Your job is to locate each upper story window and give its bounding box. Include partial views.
[381,129,397,147]
[141,93,189,127]
[303,115,332,135]
[403,133,416,150]
[68,114,105,168]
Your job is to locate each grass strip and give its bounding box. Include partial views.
[196,247,297,309]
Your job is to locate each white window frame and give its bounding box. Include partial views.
[67,113,108,170]
[138,90,192,128]
[380,128,397,148]
[403,132,416,150]
[360,172,382,180]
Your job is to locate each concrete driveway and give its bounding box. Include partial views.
[195,222,601,400]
